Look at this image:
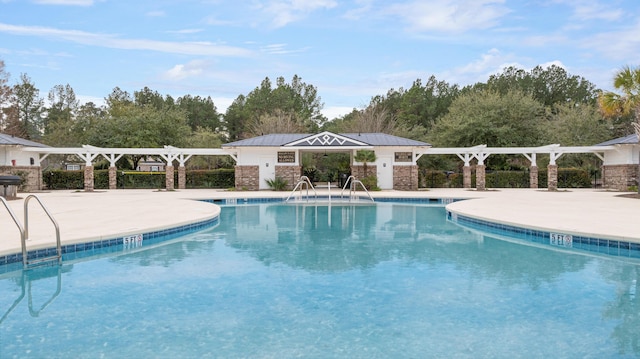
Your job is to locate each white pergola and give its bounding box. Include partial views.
[23,145,235,166]
[416,144,614,165]
[22,145,235,191]
[19,142,617,191]
[415,143,615,190]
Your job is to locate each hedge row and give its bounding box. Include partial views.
[419,168,593,189]
[44,169,235,190]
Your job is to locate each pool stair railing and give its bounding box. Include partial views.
[0,195,62,268]
[285,175,374,203]
[340,175,375,202]
[285,176,317,202]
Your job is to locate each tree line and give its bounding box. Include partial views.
[0,57,638,171]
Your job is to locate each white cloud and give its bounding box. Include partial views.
[166,28,204,35]
[439,48,522,86]
[163,60,209,81]
[256,0,338,28]
[521,34,569,48]
[551,0,624,21]
[0,22,252,57]
[580,19,640,61]
[322,106,355,119]
[386,0,510,33]
[145,10,166,17]
[33,0,93,5]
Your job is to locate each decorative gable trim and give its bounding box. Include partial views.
[283,131,369,147]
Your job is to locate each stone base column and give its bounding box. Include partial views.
[235,165,259,190]
[602,164,638,191]
[108,166,117,190]
[463,165,471,189]
[178,166,186,189]
[275,165,302,190]
[475,165,486,191]
[393,165,418,190]
[165,165,175,190]
[547,164,558,191]
[529,166,538,189]
[84,165,94,192]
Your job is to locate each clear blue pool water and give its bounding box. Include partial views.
[1,202,639,358]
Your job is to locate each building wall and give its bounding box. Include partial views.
[603,145,638,165]
[603,164,638,191]
[0,147,38,167]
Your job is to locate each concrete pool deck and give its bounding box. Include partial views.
[1,188,639,258]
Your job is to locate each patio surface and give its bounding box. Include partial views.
[1,188,639,258]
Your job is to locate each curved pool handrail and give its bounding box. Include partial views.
[340,176,375,202]
[285,176,317,202]
[23,195,62,267]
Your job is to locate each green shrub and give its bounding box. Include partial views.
[44,168,235,190]
[265,176,288,191]
[45,170,84,190]
[186,169,235,188]
[486,171,529,188]
[359,175,379,191]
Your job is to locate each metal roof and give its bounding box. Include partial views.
[341,133,430,146]
[223,132,430,148]
[0,133,49,147]
[596,134,638,146]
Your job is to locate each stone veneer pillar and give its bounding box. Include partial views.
[235,165,259,190]
[475,165,486,191]
[393,165,418,190]
[165,165,175,190]
[547,164,558,191]
[602,164,638,191]
[275,165,302,190]
[108,166,117,189]
[529,166,538,189]
[463,165,471,189]
[84,165,94,192]
[178,166,186,189]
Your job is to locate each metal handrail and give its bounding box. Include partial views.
[340,176,375,202]
[285,176,317,202]
[0,196,26,258]
[23,195,62,267]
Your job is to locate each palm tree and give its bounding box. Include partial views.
[354,150,376,177]
[598,65,640,137]
[598,65,640,193]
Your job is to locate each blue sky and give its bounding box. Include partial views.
[1,0,639,120]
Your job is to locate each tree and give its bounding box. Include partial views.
[42,84,79,145]
[429,89,548,170]
[223,75,325,140]
[7,74,44,139]
[430,89,547,148]
[598,65,640,137]
[396,76,460,132]
[248,109,306,136]
[88,100,191,168]
[0,59,11,132]
[354,149,376,177]
[480,65,599,107]
[176,95,222,132]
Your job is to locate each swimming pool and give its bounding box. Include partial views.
[1,201,639,358]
